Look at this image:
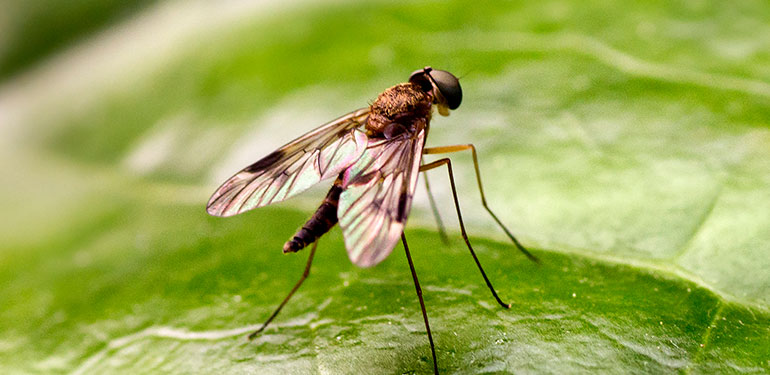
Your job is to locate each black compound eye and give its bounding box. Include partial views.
[428,69,462,110]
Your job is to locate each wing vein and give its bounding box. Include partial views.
[337,129,426,267]
[206,109,369,217]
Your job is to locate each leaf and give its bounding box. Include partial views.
[1,0,769,374]
[0,0,156,80]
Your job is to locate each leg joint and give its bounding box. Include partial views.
[419,157,451,172]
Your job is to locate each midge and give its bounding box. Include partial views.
[207,67,538,374]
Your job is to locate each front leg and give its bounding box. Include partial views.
[421,161,450,244]
[420,158,513,308]
[422,144,539,263]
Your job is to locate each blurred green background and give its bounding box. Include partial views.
[1,0,769,373]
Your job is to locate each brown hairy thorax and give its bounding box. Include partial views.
[366,82,433,139]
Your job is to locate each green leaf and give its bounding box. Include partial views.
[1,0,769,373]
[0,0,157,80]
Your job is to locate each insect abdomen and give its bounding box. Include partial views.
[283,179,342,253]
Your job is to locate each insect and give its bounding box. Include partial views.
[207,67,538,374]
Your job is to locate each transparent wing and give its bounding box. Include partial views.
[338,129,426,267]
[207,108,370,217]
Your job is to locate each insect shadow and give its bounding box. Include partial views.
[207,67,539,374]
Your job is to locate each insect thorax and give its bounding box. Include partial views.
[366,83,433,138]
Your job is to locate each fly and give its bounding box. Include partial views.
[207,67,538,374]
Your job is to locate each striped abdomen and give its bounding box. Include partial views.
[283,178,342,253]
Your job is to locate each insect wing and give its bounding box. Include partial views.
[338,129,426,267]
[207,108,370,217]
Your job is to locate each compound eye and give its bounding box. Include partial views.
[429,69,462,110]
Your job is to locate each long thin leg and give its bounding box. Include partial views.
[420,158,512,309]
[423,169,450,244]
[401,233,438,375]
[248,241,318,340]
[423,144,539,263]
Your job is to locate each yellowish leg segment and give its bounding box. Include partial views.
[422,144,539,263]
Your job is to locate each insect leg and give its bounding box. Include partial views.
[248,240,318,340]
[401,232,439,375]
[423,145,539,263]
[422,165,450,244]
[419,158,512,309]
